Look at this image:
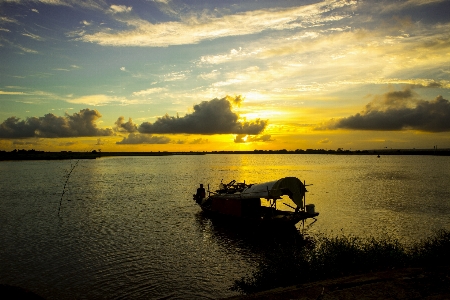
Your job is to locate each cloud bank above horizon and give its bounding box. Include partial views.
[317,89,450,132]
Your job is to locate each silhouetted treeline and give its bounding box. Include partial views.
[1,148,449,161]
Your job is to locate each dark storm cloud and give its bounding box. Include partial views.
[138,96,268,135]
[115,116,138,133]
[0,109,114,138]
[317,89,450,132]
[116,133,171,144]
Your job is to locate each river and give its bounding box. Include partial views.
[1,154,449,299]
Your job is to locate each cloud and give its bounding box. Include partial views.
[0,90,27,95]
[8,41,38,54]
[163,71,187,82]
[248,134,273,142]
[0,16,20,25]
[139,96,268,134]
[66,94,111,105]
[59,141,78,147]
[12,140,36,146]
[317,89,450,132]
[190,138,209,144]
[199,47,264,65]
[0,109,114,138]
[109,5,132,14]
[22,30,44,41]
[116,133,171,144]
[132,87,166,96]
[198,70,220,80]
[26,0,105,10]
[76,0,356,47]
[234,134,273,143]
[115,116,138,133]
[231,94,244,107]
[234,134,247,143]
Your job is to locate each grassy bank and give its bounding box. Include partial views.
[231,229,450,295]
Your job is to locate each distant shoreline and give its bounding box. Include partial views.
[1,148,449,161]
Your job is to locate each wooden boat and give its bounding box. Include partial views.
[193,177,318,226]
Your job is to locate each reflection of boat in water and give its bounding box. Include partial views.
[193,177,318,227]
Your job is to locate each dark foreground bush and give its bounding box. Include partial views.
[231,229,450,295]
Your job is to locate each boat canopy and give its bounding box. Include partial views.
[240,177,306,208]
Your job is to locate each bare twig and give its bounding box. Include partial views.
[58,160,79,216]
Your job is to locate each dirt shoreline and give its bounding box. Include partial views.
[225,266,450,300]
[2,267,449,299]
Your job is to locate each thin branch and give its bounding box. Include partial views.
[58,160,79,216]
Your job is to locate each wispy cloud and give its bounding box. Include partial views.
[52,65,82,72]
[199,17,450,94]
[132,87,167,96]
[2,38,39,54]
[66,94,112,106]
[75,0,356,47]
[0,16,20,25]
[109,5,132,14]
[198,47,263,65]
[27,0,105,10]
[22,30,43,41]
[0,90,27,95]
[162,71,188,82]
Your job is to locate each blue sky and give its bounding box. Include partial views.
[1,0,449,151]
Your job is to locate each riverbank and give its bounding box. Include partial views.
[229,229,450,297]
[226,266,450,299]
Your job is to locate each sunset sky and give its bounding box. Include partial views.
[1,0,449,152]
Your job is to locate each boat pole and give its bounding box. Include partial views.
[303,180,306,211]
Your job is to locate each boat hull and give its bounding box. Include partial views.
[199,196,318,227]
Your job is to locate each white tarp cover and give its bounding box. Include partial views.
[240,177,306,208]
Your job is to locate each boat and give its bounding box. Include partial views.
[193,177,318,227]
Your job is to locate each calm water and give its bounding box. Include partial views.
[1,154,449,299]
